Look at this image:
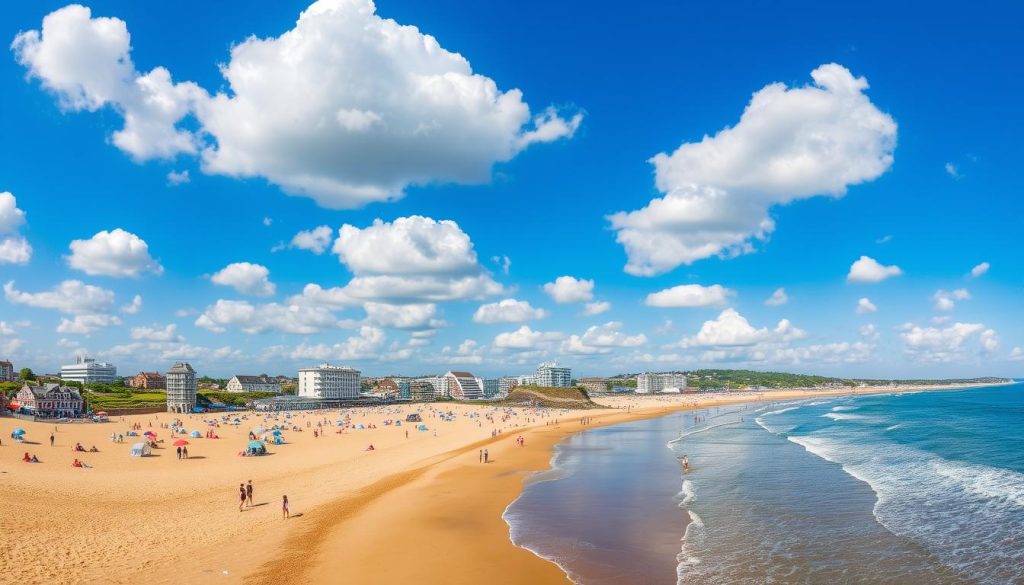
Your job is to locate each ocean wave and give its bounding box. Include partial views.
[667,421,737,445]
[674,479,696,506]
[831,405,857,412]
[787,433,1024,582]
[821,412,870,422]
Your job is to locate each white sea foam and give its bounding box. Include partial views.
[787,432,1024,582]
[831,405,857,412]
[678,479,696,506]
[667,421,737,445]
[821,412,869,422]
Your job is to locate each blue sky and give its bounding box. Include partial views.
[1,0,1021,379]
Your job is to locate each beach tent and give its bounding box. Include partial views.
[130,443,152,457]
[246,440,267,456]
[271,430,282,436]
[190,430,202,438]
[417,425,428,431]
[12,428,26,436]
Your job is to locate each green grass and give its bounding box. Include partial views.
[500,385,598,409]
[84,391,166,410]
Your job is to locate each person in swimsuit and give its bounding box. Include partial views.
[246,480,254,507]
[239,484,247,511]
[282,495,289,519]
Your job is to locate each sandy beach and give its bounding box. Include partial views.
[0,383,1002,584]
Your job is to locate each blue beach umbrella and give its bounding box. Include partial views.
[248,440,263,449]
[12,428,26,435]
[190,430,202,438]
[271,430,282,436]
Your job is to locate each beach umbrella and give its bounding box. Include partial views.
[12,428,26,435]
[143,431,156,437]
[271,429,282,436]
[247,440,263,449]
[189,430,202,438]
[95,411,108,416]
[173,439,189,446]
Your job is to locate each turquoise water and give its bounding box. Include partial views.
[505,383,1024,584]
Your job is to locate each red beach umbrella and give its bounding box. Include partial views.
[172,439,189,446]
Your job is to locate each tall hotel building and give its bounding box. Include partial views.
[298,364,361,399]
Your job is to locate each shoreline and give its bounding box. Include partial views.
[242,382,1011,584]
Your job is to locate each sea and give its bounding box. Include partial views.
[503,382,1024,584]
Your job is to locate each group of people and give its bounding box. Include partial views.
[175,445,190,459]
[22,452,40,463]
[72,458,91,468]
[514,435,526,447]
[236,480,289,519]
[73,442,99,453]
[478,448,490,463]
[109,432,126,443]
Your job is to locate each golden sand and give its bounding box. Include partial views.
[0,384,999,584]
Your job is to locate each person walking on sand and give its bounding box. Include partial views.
[484,449,489,464]
[183,446,189,459]
[479,449,483,463]
[246,480,254,507]
[50,434,54,447]
[176,446,182,460]
[282,495,290,519]
[239,484,247,511]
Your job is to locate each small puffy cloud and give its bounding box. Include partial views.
[609,64,896,276]
[543,276,594,303]
[364,302,444,330]
[582,301,611,316]
[473,299,548,324]
[289,226,334,254]
[856,297,877,314]
[120,294,143,314]
[944,162,961,179]
[57,314,122,335]
[764,288,788,306]
[329,216,502,303]
[901,322,997,362]
[847,256,902,283]
[210,262,276,296]
[130,323,182,342]
[680,308,805,348]
[493,326,563,350]
[262,217,272,227]
[4,279,114,315]
[859,323,879,340]
[167,170,190,185]
[1010,347,1024,362]
[14,2,580,208]
[562,321,646,354]
[932,288,970,312]
[67,229,163,278]
[970,262,990,278]
[195,299,342,334]
[0,192,32,265]
[645,284,734,308]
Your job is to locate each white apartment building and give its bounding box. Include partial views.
[166,362,197,413]
[444,371,484,400]
[298,364,361,399]
[535,362,572,388]
[636,372,688,394]
[60,356,117,384]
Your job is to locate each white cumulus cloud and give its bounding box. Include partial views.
[970,262,989,278]
[0,192,32,265]
[582,301,611,316]
[856,297,877,314]
[764,288,788,306]
[543,276,594,303]
[67,228,163,278]
[901,322,997,362]
[493,326,563,350]
[289,226,334,254]
[932,288,970,312]
[473,299,548,324]
[847,256,902,283]
[561,321,646,354]
[645,284,734,308]
[14,1,581,208]
[210,262,276,296]
[609,64,896,276]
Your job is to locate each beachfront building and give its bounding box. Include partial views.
[482,378,502,399]
[15,383,84,418]
[444,371,484,400]
[499,377,520,394]
[535,362,572,387]
[166,362,197,413]
[416,376,450,398]
[578,377,609,394]
[128,372,165,389]
[636,372,688,394]
[0,359,13,382]
[409,380,435,401]
[60,356,116,384]
[298,364,361,399]
[226,375,282,393]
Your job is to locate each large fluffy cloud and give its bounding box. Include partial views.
[195,299,344,334]
[14,1,581,208]
[679,308,806,348]
[67,229,163,278]
[609,64,897,276]
[0,192,32,265]
[280,326,387,361]
[364,302,444,330]
[561,322,646,355]
[493,326,563,350]
[210,262,276,296]
[645,284,734,308]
